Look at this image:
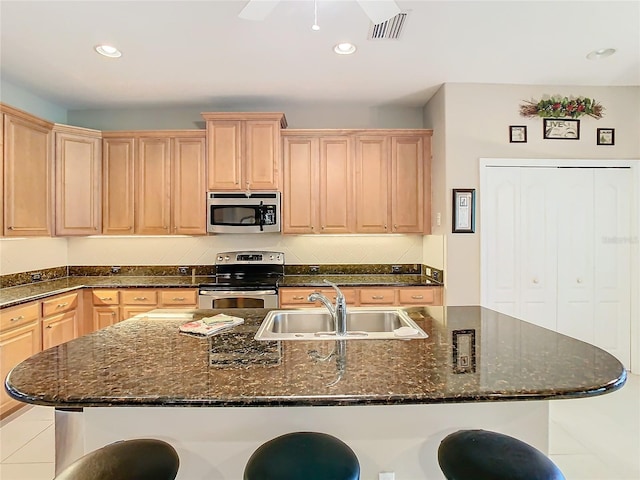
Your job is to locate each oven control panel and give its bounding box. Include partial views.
[215,251,284,265]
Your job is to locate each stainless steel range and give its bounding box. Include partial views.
[198,251,284,309]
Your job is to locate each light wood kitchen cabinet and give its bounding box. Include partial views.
[0,113,4,236]
[103,131,206,235]
[172,136,206,235]
[355,132,431,234]
[41,292,78,350]
[284,129,432,235]
[355,136,389,233]
[358,287,397,305]
[279,286,442,308]
[102,136,135,234]
[136,136,171,234]
[120,289,158,320]
[202,112,287,191]
[54,125,102,235]
[159,289,198,307]
[0,302,41,417]
[282,133,353,234]
[391,135,425,233]
[279,287,358,308]
[282,136,317,233]
[92,289,121,330]
[2,105,54,236]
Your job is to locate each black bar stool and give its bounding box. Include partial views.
[54,438,179,480]
[244,431,360,480]
[438,429,565,480]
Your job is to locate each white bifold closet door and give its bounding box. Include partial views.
[483,166,631,367]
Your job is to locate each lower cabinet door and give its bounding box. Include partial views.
[93,306,120,330]
[1,321,41,416]
[42,310,77,350]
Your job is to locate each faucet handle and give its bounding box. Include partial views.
[323,279,344,301]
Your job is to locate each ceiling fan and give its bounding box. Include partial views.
[238,0,401,25]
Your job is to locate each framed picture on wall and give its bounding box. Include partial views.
[597,128,615,145]
[452,189,475,233]
[509,125,527,143]
[543,118,580,139]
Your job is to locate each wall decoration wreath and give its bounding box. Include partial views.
[519,96,604,119]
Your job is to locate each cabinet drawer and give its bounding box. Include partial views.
[159,289,197,306]
[358,288,396,305]
[398,288,435,305]
[279,288,357,307]
[120,290,157,305]
[0,302,40,332]
[42,292,78,317]
[92,289,119,305]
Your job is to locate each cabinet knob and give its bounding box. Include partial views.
[311,226,314,230]
[133,297,147,301]
[111,312,116,316]
[577,278,583,284]
[57,302,69,308]
[46,325,53,329]
[393,224,398,230]
[532,278,539,284]
[321,226,325,230]
[10,315,24,322]
[371,295,384,300]
[411,295,424,299]
[292,296,305,300]
[101,297,113,301]
[172,297,185,301]
[384,224,387,230]
[7,226,14,230]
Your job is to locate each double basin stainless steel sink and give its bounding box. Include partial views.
[254,307,428,341]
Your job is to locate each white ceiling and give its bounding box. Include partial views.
[1,0,639,111]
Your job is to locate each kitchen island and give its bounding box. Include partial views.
[5,306,626,479]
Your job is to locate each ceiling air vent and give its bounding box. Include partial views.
[368,12,408,40]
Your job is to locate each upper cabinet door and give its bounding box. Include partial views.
[355,135,390,233]
[244,120,281,190]
[55,127,102,235]
[3,113,53,236]
[206,121,242,190]
[318,136,353,233]
[391,136,424,233]
[136,137,171,235]
[282,136,318,234]
[173,136,206,235]
[103,138,135,234]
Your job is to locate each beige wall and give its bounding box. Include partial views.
[68,103,425,130]
[425,83,640,305]
[0,235,425,274]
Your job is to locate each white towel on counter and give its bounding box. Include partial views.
[179,314,244,337]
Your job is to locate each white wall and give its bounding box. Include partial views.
[425,83,640,305]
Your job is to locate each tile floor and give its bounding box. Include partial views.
[1,373,638,479]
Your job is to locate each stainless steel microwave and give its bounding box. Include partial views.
[207,192,281,234]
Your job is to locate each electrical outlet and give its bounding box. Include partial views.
[178,266,189,275]
[424,267,432,276]
[391,265,402,273]
[30,272,42,281]
[379,472,395,480]
[432,270,441,282]
[309,265,320,273]
[111,266,121,274]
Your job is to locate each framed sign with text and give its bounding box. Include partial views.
[452,189,475,233]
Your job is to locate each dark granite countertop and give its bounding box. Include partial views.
[0,274,441,309]
[5,307,626,408]
[0,276,214,309]
[278,274,441,287]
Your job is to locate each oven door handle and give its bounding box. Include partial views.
[198,290,277,296]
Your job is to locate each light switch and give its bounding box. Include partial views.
[436,212,441,226]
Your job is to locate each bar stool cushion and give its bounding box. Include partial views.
[54,438,179,480]
[244,431,360,480]
[438,429,565,480]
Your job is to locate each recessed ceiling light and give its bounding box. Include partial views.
[95,45,122,58]
[586,48,616,60]
[334,42,356,55]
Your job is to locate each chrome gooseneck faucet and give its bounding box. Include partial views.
[308,280,347,336]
